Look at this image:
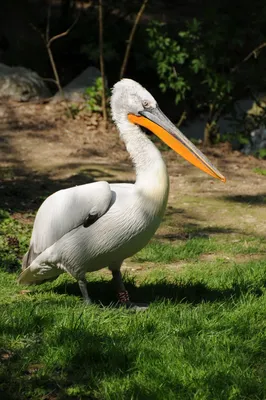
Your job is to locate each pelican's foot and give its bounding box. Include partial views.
[117,291,148,311]
[83,298,92,305]
[123,301,149,311]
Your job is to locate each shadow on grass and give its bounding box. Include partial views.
[1,164,134,214]
[0,320,140,399]
[0,169,95,213]
[0,322,171,400]
[2,276,264,399]
[0,108,134,215]
[51,275,265,306]
[222,194,266,205]
[156,225,236,242]
[0,160,136,215]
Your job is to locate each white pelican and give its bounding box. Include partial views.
[19,79,225,308]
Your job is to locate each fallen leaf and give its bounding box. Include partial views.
[19,290,32,295]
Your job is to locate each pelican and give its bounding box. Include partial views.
[19,79,225,307]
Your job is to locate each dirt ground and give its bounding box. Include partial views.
[1,99,266,248]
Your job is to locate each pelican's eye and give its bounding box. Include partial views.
[142,100,151,108]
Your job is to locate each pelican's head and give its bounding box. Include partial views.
[111,79,225,182]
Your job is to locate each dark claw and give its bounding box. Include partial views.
[119,301,149,311]
[83,298,92,305]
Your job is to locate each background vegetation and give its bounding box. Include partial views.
[1,0,266,144]
[1,1,266,399]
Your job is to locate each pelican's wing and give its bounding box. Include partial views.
[22,181,113,268]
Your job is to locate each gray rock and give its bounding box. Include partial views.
[242,126,266,155]
[0,63,51,101]
[52,66,102,103]
[181,96,266,140]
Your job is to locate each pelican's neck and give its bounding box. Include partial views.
[118,122,169,215]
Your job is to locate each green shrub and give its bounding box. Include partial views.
[147,19,235,145]
[84,77,110,115]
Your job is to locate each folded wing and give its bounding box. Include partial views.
[22,181,113,269]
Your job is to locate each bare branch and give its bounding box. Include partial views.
[46,2,51,43]
[98,0,108,127]
[39,77,58,85]
[120,0,148,80]
[31,2,80,118]
[231,42,266,73]
[29,23,45,41]
[48,13,80,46]
[176,111,187,128]
[46,45,62,93]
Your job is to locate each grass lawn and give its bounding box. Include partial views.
[1,83,266,399]
[0,204,266,400]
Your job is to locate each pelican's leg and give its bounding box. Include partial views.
[111,269,130,304]
[78,279,92,305]
[109,264,148,310]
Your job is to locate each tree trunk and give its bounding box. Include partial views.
[203,122,211,147]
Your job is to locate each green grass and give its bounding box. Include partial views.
[133,235,266,263]
[0,210,266,400]
[133,238,217,263]
[0,209,32,273]
[253,167,266,176]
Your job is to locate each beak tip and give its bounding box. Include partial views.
[128,113,227,184]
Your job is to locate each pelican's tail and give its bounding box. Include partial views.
[22,250,29,271]
[18,262,62,285]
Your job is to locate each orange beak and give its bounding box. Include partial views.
[128,107,226,182]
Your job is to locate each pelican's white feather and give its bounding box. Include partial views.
[21,181,112,270]
[19,79,223,303]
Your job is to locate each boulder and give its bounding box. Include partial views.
[242,126,266,155]
[0,63,51,101]
[52,66,102,103]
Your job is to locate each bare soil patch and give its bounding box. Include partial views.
[1,99,266,239]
